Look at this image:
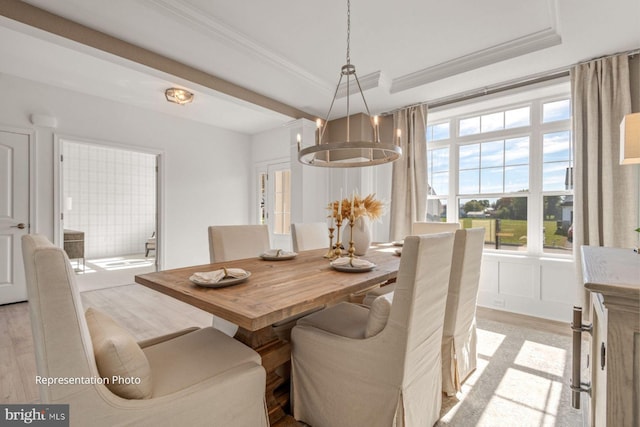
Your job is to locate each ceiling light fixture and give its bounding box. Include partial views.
[165,88,194,105]
[298,0,401,168]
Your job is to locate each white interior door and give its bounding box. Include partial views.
[0,130,30,304]
[267,162,292,251]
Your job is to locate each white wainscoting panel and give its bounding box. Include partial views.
[477,253,578,322]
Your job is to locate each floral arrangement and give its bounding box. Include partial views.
[328,193,384,221]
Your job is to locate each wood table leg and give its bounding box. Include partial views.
[235,326,294,426]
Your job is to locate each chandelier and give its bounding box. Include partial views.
[298,0,402,168]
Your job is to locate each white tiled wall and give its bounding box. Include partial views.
[62,141,156,258]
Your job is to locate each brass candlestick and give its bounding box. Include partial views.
[324,227,336,258]
[334,215,343,258]
[347,214,356,258]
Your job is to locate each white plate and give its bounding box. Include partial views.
[260,252,297,261]
[191,272,251,288]
[392,240,404,247]
[331,263,376,273]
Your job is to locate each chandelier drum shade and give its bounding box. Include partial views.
[298,0,402,168]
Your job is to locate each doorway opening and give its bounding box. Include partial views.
[60,139,159,291]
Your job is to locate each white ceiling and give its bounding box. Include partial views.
[1,0,639,134]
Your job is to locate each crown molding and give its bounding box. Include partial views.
[335,70,389,99]
[147,0,333,94]
[390,27,562,94]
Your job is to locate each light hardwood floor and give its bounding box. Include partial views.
[0,284,578,426]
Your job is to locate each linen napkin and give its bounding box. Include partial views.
[262,249,296,257]
[189,268,247,284]
[330,257,375,269]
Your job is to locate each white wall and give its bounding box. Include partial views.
[0,74,252,269]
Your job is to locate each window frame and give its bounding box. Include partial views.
[426,89,573,258]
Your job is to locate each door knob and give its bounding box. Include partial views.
[11,223,26,229]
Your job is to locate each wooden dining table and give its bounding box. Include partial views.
[135,243,401,425]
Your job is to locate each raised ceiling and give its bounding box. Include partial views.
[0,0,638,134]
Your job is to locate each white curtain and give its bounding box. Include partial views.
[571,53,637,310]
[389,105,428,241]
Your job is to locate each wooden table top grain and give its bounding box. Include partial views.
[135,243,401,332]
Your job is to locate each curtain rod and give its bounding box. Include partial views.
[382,47,639,115]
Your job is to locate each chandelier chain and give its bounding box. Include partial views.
[346,0,351,65]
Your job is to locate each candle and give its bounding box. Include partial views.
[316,119,323,145]
[373,116,379,142]
[297,133,301,151]
[396,128,402,145]
[338,188,343,217]
[351,190,355,216]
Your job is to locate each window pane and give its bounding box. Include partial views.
[459,116,480,136]
[505,165,529,192]
[459,196,528,252]
[481,112,504,132]
[426,198,447,222]
[505,107,530,128]
[543,162,572,191]
[481,140,504,168]
[543,131,571,162]
[543,195,573,254]
[273,170,291,235]
[459,169,479,194]
[430,147,449,172]
[543,99,571,123]
[459,144,480,169]
[505,137,529,166]
[480,167,503,193]
[430,172,448,196]
[432,123,450,141]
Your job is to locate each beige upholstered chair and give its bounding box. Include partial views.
[364,228,485,396]
[22,234,268,427]
[291,233,455,427]
[412,221,461,235]
[208,224,270,263]
[291,222,328,252]
[207,225,271,336]
[362,221,461,306]
[441,227,485,395]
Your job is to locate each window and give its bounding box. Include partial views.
[426,92,573,255]
[273,169,291,235]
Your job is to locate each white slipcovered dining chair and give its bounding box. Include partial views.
[291,232,455,427]
[208,224,270,263]
[412,221,461,235]
[362,221,461,306]
[207,225,271,336]
[22,234,268,427]
[364,228,485,395]
[290,222,328,252]
[441,227,485,395]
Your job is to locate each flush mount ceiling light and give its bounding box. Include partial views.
[298,0,401,168]
[165,88,194,105]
